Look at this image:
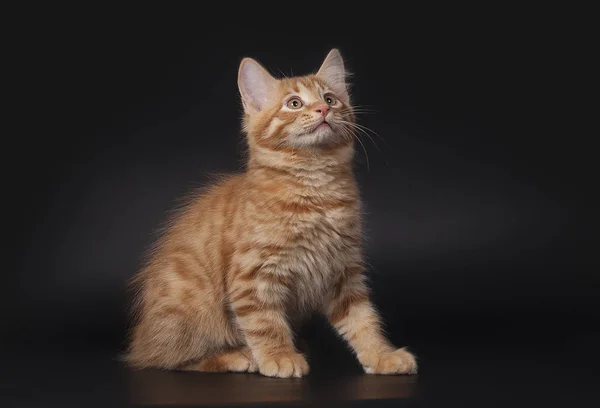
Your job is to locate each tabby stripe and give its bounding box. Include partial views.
[246,326,287,343]
[230,287,255,304]
[155,305,185,318]
[258,272,292,287]
[233,303,262,317]
[237,265,262,281]
[329,292,369,325]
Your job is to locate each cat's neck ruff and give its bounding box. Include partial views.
[247,142,356,190]
[248,142,354,172]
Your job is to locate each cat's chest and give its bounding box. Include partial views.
[276,210,359,311]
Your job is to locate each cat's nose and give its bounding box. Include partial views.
[315,103,329,117]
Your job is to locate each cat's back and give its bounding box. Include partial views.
[137,173,248,288]
[166,173,248,237]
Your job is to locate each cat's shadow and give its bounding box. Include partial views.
[127,316,417,405]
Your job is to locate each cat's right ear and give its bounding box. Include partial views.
[238,58,278,114]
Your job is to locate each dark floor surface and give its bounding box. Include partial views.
[2,314,598,408]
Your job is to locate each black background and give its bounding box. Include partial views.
[6,5,596,407]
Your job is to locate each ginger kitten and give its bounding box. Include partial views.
[125,49,417,378]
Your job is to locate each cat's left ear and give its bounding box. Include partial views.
[316,48,350,104]
[238,57,278,114]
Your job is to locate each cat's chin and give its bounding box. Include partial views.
[288,126,340,149]
[309,123,335,140]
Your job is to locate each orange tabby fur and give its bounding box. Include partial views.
[125,49,417,378]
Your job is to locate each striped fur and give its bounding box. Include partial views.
[125,49,417,378]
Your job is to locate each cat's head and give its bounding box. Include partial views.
[238,49,355,155]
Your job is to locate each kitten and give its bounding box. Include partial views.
[125,49,417,378]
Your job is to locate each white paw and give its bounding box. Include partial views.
[362,348,418,375]
[258,352,310,378]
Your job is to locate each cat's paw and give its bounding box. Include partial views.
[258,352,310,378]
[361,348,418,375]
[239,348,259,373]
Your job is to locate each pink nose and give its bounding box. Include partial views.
[315,103,329,117]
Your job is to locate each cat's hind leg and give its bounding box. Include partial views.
[178,346,258,373]
[126,259,245,371]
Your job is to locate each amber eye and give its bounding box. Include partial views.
[286,97,303,109]
[324,94,337,105]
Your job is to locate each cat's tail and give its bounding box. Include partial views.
[114,350,132,365]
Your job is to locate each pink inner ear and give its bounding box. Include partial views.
[317,51,349,103]
[239,59,277,112]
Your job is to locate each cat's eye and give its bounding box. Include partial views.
[286,97,303,109]
[324,94,337,105]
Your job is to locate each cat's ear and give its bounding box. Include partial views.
[238,57,278,113]
[316,48,349,103]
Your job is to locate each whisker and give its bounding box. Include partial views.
[339,124,370,172]
[342,105,379,110]
[340,110,378,114]
[276,68,289,79]
[346,105,379,111]
[352,132,370,172]
[345,104,379,109]
[340,107,379,113]
[340,110,378,116]
[339,120,389,166]
[341,120,390,150]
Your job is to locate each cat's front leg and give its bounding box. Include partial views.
[229,266,309,378]
[325,266,418,375]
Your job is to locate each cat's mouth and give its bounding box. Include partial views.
[311,119,331,132]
